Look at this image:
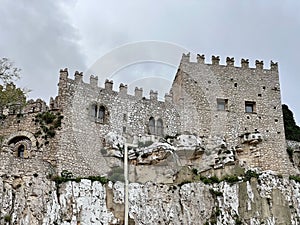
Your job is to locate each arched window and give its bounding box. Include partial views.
[92,104,108,123]
[148,117,155,135]
[18,145,25,158]
[156,118,164,136]
[98,106,105,123]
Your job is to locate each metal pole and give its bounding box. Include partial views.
[124,143,129,225]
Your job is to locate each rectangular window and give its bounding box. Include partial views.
[217,98,228,111]
[245,101,256,113]
[123,126,126,133]
[123,113,127,122]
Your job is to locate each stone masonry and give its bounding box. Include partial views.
[0,53,297,183]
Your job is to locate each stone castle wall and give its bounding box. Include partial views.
[55,69,181,177]
[171,53,293,174]
[0,53,297,181]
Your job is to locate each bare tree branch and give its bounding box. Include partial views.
[0,58,20,84]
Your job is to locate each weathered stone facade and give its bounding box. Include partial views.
[1,171,300,225]
[171,54,294,174]
[0,53,297,183]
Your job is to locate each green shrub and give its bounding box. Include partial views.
[223,175,240,184]
[52,170,108,185]
[200,175,220,184]
[235,218,242,225]
[4,214,11,222]
[192,168,198,175]
[0,114,7,120]
[282,104,300,142]
[287,147,294,162]
[244,170,259,182]
[47,127,56,138]
[209,188,223,197]
[61,170,73,179]
[42,112,56,124]
[35,112,63,140]
[289,175,300,183]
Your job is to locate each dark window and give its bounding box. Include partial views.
[94,105,98,117]
[217,98,228,111]
[98,106,105,123]
[149,117,155,135]
[18,145,25,158]
[156,118,164,136]
[93,104,107,123]
[245,101,256,113]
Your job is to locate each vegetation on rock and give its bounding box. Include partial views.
[282,104,300,142]
[35,112,63,139]
[51,170,109,185]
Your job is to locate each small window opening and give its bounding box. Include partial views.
[258,94,262,97]
[98,106,105,123]
[123,126,126,133]
[93,105,107,123]
[156,118,164,136]
[148,117,155,135]
[234,83,237,87]
[263,86,266,90]
[18,145,25,158]
[94,105,98,117]
[245,101,256,113]
[123,114,127,122]
[217,98,228,111]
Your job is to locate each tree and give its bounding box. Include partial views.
[0,83,26,107]
[0,58,20,84]
[282,104,300,142]
[0,58,27,113]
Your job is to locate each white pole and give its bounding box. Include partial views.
[124,143,129,225]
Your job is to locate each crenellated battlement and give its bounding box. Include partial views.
[58,69,173,103]
[1,50,294,186]
[181,53,278,71]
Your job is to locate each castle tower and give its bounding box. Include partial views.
[171,53,294,174]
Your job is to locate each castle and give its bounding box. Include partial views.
[0,53,296,183]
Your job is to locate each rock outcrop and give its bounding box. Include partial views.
[1,171,300,225]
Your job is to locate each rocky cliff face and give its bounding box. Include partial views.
[0,171,300,225]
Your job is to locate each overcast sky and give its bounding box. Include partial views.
[0,0,299,124]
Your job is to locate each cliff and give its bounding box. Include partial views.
[1,170,300,225]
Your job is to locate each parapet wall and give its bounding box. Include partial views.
[171,53,295,175]
[181,53,278,71]
[58,68,172,104]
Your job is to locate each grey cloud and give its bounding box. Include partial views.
[0,0,299,124]
[0,0,86,101]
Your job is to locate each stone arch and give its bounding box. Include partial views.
[3,131,37,158]
[4,131,37,148]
